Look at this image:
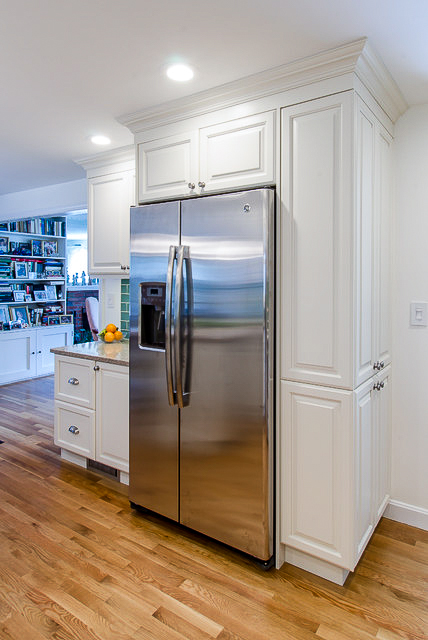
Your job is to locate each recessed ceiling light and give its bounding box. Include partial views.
[91,135,111,146]
[166,64,194,82]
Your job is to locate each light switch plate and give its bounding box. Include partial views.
[410,301,428,326]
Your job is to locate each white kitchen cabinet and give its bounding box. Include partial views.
[281,369,391,578]
[280,380,353,570]
[54,355,129,481]
[95,361,129,473]
[88,170,134,275]
[77,146,135,276]
[137,111,275,202]
[0,326,73,385]
[281,92,392,390]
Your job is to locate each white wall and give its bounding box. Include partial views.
[390,104,428,527]
[0,179,86,219]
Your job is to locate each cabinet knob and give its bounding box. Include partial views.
[38,350,42,354]
[373,382,380,391]
[198,181,206,189]
[68,425,80,435]
[379,361,385,369]
[373,361,379,371]
[67,377,79,385]
[93,365,100,371]
[188,182,195,190]
[31,351,35,355]
[380,381,385,389]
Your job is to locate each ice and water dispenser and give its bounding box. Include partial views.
[139,282,166,349]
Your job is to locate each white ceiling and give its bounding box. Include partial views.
[1,0,427,196]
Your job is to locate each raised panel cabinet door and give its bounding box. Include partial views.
[88,170,133,275]
[353,376,375,563]
[95,362,129,473]
[0,330,36,384]
[281,93,353,388]
[137,131,198,201]
[354,98,376,387]
[375,125,393,370]
[373,366,391,523]
[199,111,275,192]
[280,380,354,570]
[36,326,74,376]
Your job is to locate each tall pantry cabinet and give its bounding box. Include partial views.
[118,38,406,584]
[280,90,394,582]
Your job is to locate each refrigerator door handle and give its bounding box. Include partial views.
[165,245,177,406]
[174,245,191,409]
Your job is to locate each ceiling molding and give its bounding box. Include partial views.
[118,38,407,134]
[355,41,408,123]
[74,145,134,171]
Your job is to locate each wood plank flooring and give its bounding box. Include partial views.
[0,376,426,640]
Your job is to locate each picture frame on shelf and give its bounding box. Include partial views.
[0,223,9,231]
[0,237,8,254]
[10,306,30,327]
[18,241,32,256]
[33,290,47,302]
[60,314,73,324]
[12,291,26,302]
[14,261,28,278]
[48,315,60,325]
[42,240,58,257]
[8,241,19,255]
[31,239,42,256]
[0,306,10,324]
[44,285,57,300]
[25,294,32,302]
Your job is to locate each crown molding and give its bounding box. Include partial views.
[355,41,408,122]
[74,145,134,171]
[118,38,407,135]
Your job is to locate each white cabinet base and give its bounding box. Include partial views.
[285,547,349,586]
[60,448,88,469]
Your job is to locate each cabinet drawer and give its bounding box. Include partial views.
[55,401,95,458]
[55,356,95,408]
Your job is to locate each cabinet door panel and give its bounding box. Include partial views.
[95,362,129,472]
[354,379,374,559]
[138,131,198,201]
[281,93,353,388]
[281,381,353,569]
[37,327,73,376]
[355,100,376,386]
[88,171,133,274]
[0,331,36,384]
[199,111,274,192]
[376,127,392,369]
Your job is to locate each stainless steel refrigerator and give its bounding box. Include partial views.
[129,188,274,563]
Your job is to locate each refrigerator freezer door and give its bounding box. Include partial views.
[129,202,180,521]
[180,189,274,560]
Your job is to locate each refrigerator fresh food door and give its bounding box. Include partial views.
[180,188,274,561]
[129,201,180,521]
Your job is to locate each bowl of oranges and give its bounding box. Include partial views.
[98,323,123,343]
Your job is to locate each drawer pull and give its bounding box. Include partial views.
[68,377,79,385]
[68,425,80,435]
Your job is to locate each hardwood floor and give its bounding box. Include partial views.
[0,376,426,640]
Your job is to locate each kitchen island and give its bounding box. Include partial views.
[51,341,129,483]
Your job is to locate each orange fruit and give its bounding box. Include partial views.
[114,330,123,341]
[104,331,115,343]
[105,323,117,333]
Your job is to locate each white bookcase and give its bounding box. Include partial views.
[0,215,74,383]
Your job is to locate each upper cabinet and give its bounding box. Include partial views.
[137,111,275,202]
[281,92,393,390]
[77,146,135,276]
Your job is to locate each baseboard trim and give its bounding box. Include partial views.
[284,547,349,585]
[384,500,428,531]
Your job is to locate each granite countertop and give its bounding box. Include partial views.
[50,340,129,366]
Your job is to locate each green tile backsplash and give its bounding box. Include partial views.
[120,279,130,338]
